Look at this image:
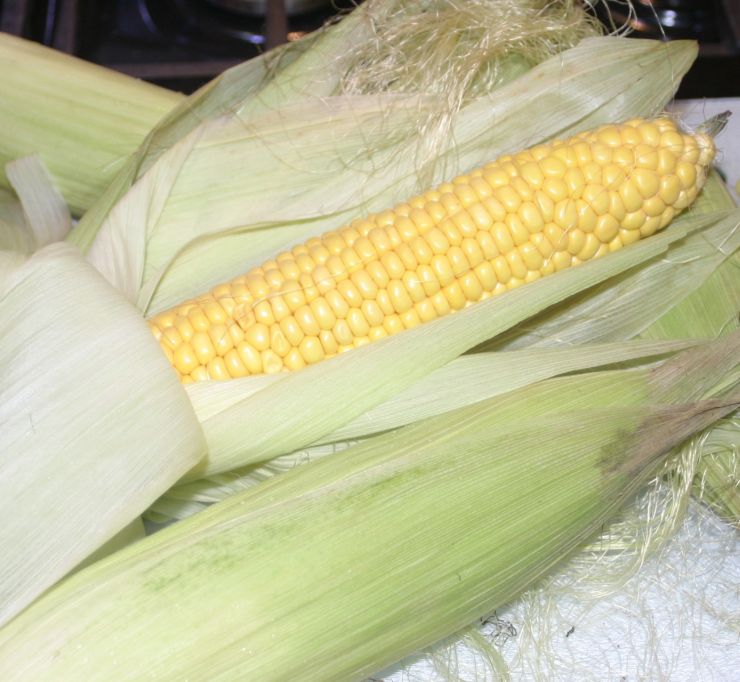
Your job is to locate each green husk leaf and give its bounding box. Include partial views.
[0,243,207,627]
[185,219,694,478]
[67,7,369,255]
[151,338,698,520]
[83,37,695,314]
[0,34,182,215]
[5,155,72,246]
[72,519,147,574]
[0,337,736,681]
[637,171,740,524]
[0,187,33,253]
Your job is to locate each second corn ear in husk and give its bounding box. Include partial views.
[0,334,737,681]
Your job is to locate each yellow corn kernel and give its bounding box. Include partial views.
[576,200,598,233]
[554,199,578,231]
[505,249,528,280]
[395,216,418,242]
[466,204,492,230]
[361,300,385,327]
[223,349,248,378]
[474,261,498,291]
[482,196,507,222]
[566,228,587,256]
[594,214,620,243]
[460,271,483,302]
[430,254,455,287]
[619,178,644,212]
[416,264,441,296]
[402,270,426,303]
[531,233,554,260]
[174,316,195,342]
[319,330,339,355]
[519,242,543,271]
[382,313,404,335]
[240,320,268,351]
[540,155,567,178]
[388,279,414,314]
[619,227,641,245]
[632,168,660,198]
[279,280,305,312]
[173,343,198,375]
[191,331,216,365]
[533,191,554,223]
[261,350,283,374]
[439,220,463,247]
[577,234,601,261]
[622,210,647,232]
[188,307,211,333]
[237,342,263,374]
[279,316,305,347]
[643,196,666,218]
[294,305,321,336]
[409,235,434,264]
[494,185,522,212]
[551,250,572,271]
[520,201,552,238]
[337,279,363,308]
[476,230,500,260]
[676,161,697,189]
[492,255,512,283]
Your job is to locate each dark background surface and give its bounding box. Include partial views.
[1,0,739,97]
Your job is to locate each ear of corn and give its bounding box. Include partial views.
[0,336,736,681]
[155,203,738,516]
[148,117,715,382]
[0,244,207,627]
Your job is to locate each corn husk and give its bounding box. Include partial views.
[638,172,740,525]
[0,34,182,215]
[0,243,207,627]
[81,36,694,312]
[0,3,737,677]
[5,155,72,248]
[0,186,31,252]
[0,336,736,680]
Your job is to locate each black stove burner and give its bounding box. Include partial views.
[1,0,739,97]
[598,0,721,42]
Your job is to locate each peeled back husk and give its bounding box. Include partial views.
[0,243,207,627]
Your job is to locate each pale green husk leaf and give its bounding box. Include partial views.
[0,337,736,681]
[84,37,694,312]
[0,187,32,253]
[637,173,740,524]
[0,34,182,215]
[0,243,207,627]
[5,155,71,246]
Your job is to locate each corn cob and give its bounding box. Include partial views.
[149,118,716,382]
